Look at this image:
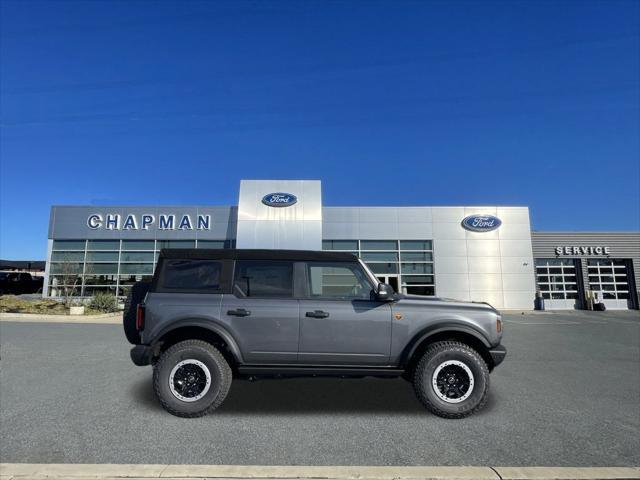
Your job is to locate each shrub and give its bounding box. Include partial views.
[89,292,118,313]
[0,295,67,314]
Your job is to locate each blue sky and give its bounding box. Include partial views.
[1,0,638,260]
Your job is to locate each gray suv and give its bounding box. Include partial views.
[124,249,506,418]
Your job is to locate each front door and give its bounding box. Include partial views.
[298,261,392,365]
[222,260,299,364]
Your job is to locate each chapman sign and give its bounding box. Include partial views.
[87,213,211,231]
[555,246,611,256]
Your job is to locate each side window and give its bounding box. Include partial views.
[306,262,373,300]
[233,260,293,298]
[161,259,222,291]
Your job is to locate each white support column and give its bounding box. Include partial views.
[42,239,54,298]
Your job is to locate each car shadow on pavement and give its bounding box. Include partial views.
[221,378,427,414]
[130,376,472,415]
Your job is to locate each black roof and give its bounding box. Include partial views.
[159,249,358,262]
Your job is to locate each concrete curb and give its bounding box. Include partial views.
[495,467,640,479]
[1,464,638,480]
[0,312,121,324]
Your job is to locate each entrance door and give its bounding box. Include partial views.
[376,275,399,294]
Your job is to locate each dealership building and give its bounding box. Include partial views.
[44,180,640,311]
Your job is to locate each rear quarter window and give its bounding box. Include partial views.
[159,259,223,292]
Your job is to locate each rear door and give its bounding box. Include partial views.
[298,261,392,365]
[221,260,299,364]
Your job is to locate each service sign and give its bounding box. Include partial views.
[261,193,298,207]
[461,214,502,232]
[555,246,611,256]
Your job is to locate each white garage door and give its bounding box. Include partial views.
[587,259,631,310]
[536,258,580,310]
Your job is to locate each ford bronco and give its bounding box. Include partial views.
[124,249,506,418]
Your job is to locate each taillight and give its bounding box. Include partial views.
[496,317,502,333]
[136,304,145,331]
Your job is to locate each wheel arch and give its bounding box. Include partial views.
[401,325,495,373]
[150,319,244,366]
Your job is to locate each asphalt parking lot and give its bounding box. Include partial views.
[0,310,638,467]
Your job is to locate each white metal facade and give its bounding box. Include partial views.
[322,206,535,310]
[236,180,322,251]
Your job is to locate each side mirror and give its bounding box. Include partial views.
[376,283,395,302]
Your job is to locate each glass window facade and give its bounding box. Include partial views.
[322,239,436,295]
[48,239,232,297]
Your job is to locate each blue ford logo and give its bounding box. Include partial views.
[261,192,298,207]
[461,214,502,232]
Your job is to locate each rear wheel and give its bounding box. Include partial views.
[153,339,232,418]
[413,341,489,419]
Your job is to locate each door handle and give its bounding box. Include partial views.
[306,310,329,319]
[227,308,251,317]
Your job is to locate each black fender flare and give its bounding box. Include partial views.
[401,323,491,366]
[149,317,244,364]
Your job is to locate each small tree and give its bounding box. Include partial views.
[52,255,82,307]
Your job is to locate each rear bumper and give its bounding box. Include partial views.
[489,344,507,368]
[130,345,153,366]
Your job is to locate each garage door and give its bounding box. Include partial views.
[587,259,632,310]
[536,258,580,310]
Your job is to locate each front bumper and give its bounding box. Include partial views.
[130,345,153,366]
[489,344,507,368]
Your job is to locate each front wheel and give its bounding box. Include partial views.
[153,340,232,417]
[413,341,489,419]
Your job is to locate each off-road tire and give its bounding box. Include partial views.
[153,340,232,418]
[413,341,489,419]
[122,281,151,344]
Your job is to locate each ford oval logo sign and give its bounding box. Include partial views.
[261,192,298,207]
[461,214,502,232]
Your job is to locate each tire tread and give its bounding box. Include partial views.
[412,340,489,419]
[153,339,232,418]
